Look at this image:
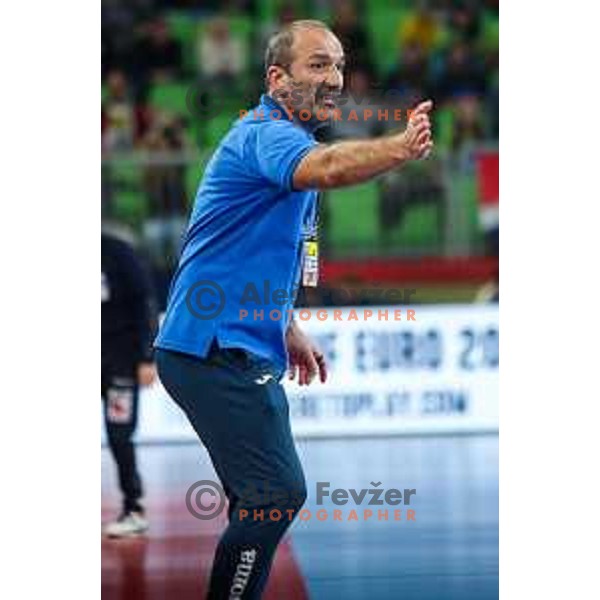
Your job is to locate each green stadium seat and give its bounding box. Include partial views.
[325,182,379,254]
[185,161,204,204]
[325,174,443,257]
[227,14,254,40]
[205,112,237,148]
[482,12,499,50]
[391,204,439,250]
[258,0,304,23]
[457,174,481,250]
[105,161,147,227]
[366,6,410,77]
[148,81,189,116]
[435,107,455,151]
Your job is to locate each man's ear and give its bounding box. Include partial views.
[266,65,288,92]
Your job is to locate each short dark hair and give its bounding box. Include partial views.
[264,20,332,74]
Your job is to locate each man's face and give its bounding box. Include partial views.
[270,28,345,118]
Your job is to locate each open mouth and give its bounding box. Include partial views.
[321,96,337,109]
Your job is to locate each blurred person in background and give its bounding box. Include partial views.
[448,93,485,152]
[198,17,247,88]
[102,1,134,79]
[483,45,499,139]
[136,17,183,85]
[433,40,486,101]
[385,40,431,102]
[379,155,446,244]
[141,112,191,271]
[398,1,442,55]
[102,69,136,152]
[446,1,482,44]
[331,0,372,72]
[102,231,158,537]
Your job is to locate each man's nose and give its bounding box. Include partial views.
[324,66,343,91]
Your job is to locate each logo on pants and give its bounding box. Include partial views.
[229,549,257,599]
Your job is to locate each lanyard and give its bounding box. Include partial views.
[301,191,320,288]
[303,191,320,239]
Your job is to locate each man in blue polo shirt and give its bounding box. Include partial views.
[156,19,433,599]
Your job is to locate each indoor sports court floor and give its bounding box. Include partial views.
[102,435,498,599]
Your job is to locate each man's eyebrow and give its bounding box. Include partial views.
[308,52,346,64]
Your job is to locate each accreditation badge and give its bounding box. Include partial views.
[302,236,319,287]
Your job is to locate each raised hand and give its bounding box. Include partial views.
[400,100,434,160]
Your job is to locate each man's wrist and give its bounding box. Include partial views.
[387,134,413,163]
[287,315,299,335]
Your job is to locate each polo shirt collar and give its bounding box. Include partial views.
[260,94,327,134]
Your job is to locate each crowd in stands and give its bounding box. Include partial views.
[102,0,498,153]
[102,0,499,299]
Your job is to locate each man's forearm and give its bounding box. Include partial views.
[294,136,411,190]
[293,99,433,190]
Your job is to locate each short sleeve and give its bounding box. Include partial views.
[252,119,317,191]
